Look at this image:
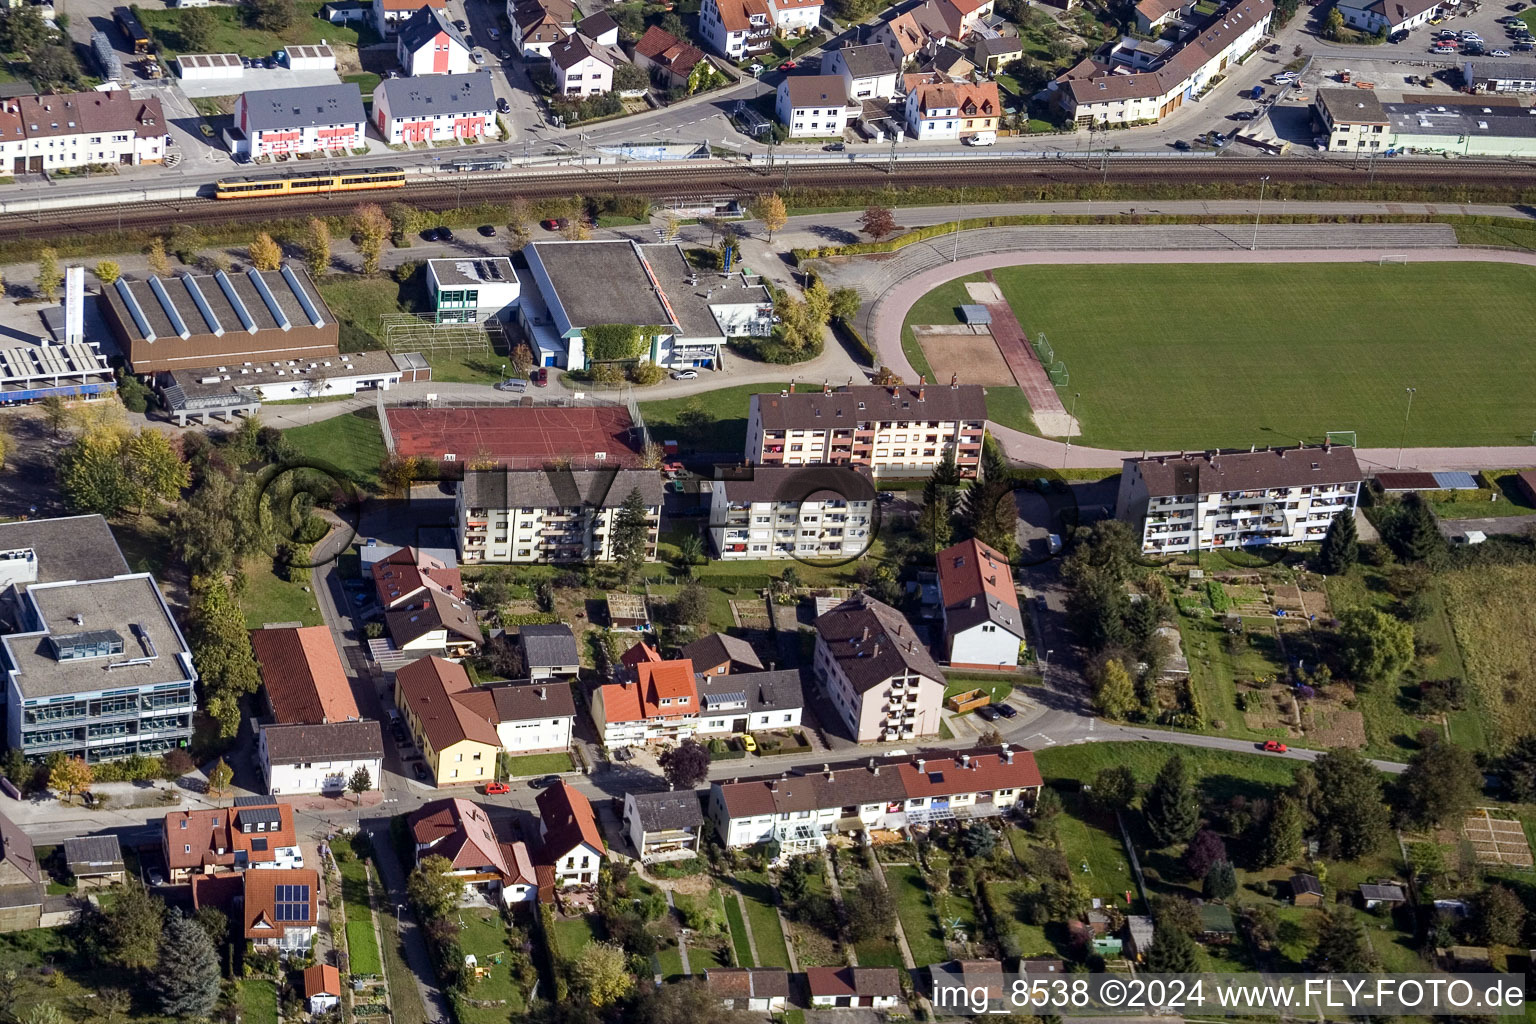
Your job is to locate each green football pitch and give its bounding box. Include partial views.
[905,262,1536,451]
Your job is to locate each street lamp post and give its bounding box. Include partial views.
[1251,175,1270,251]
[1395,386,1417,470]
[1062,391,1081,470]
[397,904,404,925]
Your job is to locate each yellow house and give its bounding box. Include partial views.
[394,656,500,787]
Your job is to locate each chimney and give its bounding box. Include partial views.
[920,374,927,386]
[868,757,879,775]
[960,753,971,769]
[873,642,881,657]
[916,757,925,773]
[539,687,547,700]
[1279,448,1286,459]
[918,386,925,402]
[969,596,976,608]
[823,379,830,395]
[789,381,795,393]
[950,373,959,389]
[770,779,778,791]
[1001,743,1013,764]
[824,763,832,781]
[861,625,870,643]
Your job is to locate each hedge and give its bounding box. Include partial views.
[503,612,561,626]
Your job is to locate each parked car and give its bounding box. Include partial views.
[1250,84,1265,99]
[438,226,454,241]
[965,130,998,146]
[495,378,528,393]
[1516,40,1534,48]
[779,59,797,69]
[472,50,486,64]
[823,141,845,151]
[412,762,429,780]
[671,369,698,380]
[529,775,559,789]
[497,97,510,113]
[977,705,1001,721]
[542,217,568,230]
[1492,47,1513,54]
[1173,139,1191,150]
[532,367,549,386]
[1272,71,1297,84]
[995,703,1018,719]
[479,223,497,236]
[488,27,500,38]
[1390,28,1409,41]
[741,734,758,753]
[1432,44,1458,51]
[453,18,467,29]
[1262,740,1289,753]
[484,781,511,795]
[421,227,441,241]
[148,868,165,886]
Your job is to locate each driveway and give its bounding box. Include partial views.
[1439,512,1536,540]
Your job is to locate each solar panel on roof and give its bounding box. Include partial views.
[274,883,310,921]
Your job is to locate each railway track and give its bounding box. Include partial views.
[0,155,1530,239]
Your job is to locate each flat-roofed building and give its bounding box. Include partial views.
[99,265,339,374]
[425,257,520,322]
[1115,445,1363,554]
[745,381,986,477]
[456,468,662,564]
[0,516,195,764]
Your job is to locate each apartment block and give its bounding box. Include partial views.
[745,381,986,477]
[0,516,196,763]
[709,747,1042,851]
[456,468,662,564]
[705,465,875,559]
[0,90,168,175]
[1114,445,1363,554]
[813,594,945,743]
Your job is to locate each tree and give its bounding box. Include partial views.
[124,429,190,514]
[1261,794,1304,867]
[917,449,962,553]
[206,757,233,799]
[658,739,710,789]
[348,766,372,804]
[632,977,754,1024]
[192,905,228,950]
[1472,883,1525,946]
[1323,5,1344,37]
[35,248,60,303]
[1387,492,1444,563]
[1311,747,1390,859]
[1093,658,1138,721]
[1496,735,1536,802]
[672,581,709,626]
[379,454,421,497]
[575,940,631,1006]
[1091,765,1136,812]
[354,204,390,276]
[147,236,170,276]
[178,6,215,50]
[0,6,49,52]
[1203,860,1236,900]
[961,822,997,858]
[96,990,130,1024]
[1042,876,1090,921]
[562,217,591,241]
[247,232,282,272]
[1144,753,1199,847]
[58,427,135,516]
[93,260,121,286]
[1151,893,1201,938]
[1338,607,1415,689]
[48,757,91,803]
[408,855,463,921]
[1310,905,1377,972]
[676,533,705,574]
[39,396,68,436]
[859,204,896,240]
[613,59,648,91]
[304,217,332,278]
[612,487,651,584]
[150,913,220,1019]
[1183,829,1226,880]
[1317,509,1358,575]
[845,879,896,941]
[247,0,297,32]
[99,881,164,969]
[1144,925,1200,973]
[753,192,787,242]
[803,278,832,333]
[1396,737,1480,829]
[829,286,861,323]
[28,44,79,92]
[959,468,1020,561]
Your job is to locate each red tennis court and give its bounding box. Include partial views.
[385,406,645,467]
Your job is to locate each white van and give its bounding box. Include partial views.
[966,130,998,146]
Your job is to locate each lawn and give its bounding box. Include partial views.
[236,980,279,1024]
[281,408,388,490]
[639,382,790,454]
[333,838,383,977]
[238,559,323,629]
[498,751,574,777]
[722,890,754,966]
[379,897,430,1024]
[734,870,792,969]
[423,349,509,384]
[984,386,1035,434]
[885,863,946,966]
[943,676,1019,706]
[345,71,383,99]
[1428,471,1536,519]
[455,906,525,1019]
[0,927,143,1021]
[316,276,418,353]
[655,941,686,979]
[1034,742,1300,797]
[549,913,600,959]
[908,263,1536,449]
[1055,793,1142,913]
[137,1,378,58]
[1440,563,1536,750]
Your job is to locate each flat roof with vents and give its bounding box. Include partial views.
[427,257,517,287]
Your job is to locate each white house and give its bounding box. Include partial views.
[259,721,385,796]
[807,967,903,1010]
[770,0,824,34]
[937,537,1025,670]
[511,0,575,57]
[699,0,773,58]
[623,790,704,863]
[537,782,605,886]
[904,79,1000,140]
[489,681,577,755]
[549,33,622,96]
[226,83,366,159]
[708,748,1043,851]
[697,669,805,734]
[0,90,168,175]
[1335,0,1438,33]
[825,43,900,102]
[375,73,496,145]
[396,4,471,75]
[374,0,446,35]
[1114,445,1363,554]
[776,75,856,138]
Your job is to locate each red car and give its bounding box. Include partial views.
[1262,740,1288,753]
[779,59,797,69]
[531,367,549,387]
[484,781,511,795]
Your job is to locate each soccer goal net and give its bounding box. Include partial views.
[1379,254,1409,266]
[1325,430,1358,447]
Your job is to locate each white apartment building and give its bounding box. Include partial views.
[456,468,662,564]
[395,5,470,75]
[905,80,1000,140]
[1053,0,1272,126]
[1114,445,1363,555]
[697,670,804,733]
[776,75,857,138]
[705,465,875,560]
[698,0,773,58]
[709,747,1042,851]
[825,43,900,101]
[745,381,987,477]
[259,720,384,796]
[374,73,493,143]
[490,682,576,753]
[937,537,1025,670]
[770,0,824,34]
[226,83,366,159]
[0,91,168,175]
[550,33,622,96]
[813,594,945,743]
